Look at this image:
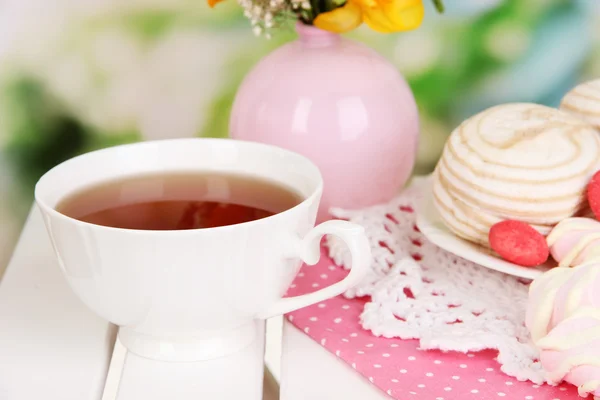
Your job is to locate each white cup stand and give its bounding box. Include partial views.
[103,324,269,400]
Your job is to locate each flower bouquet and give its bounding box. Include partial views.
[210,0,444,35]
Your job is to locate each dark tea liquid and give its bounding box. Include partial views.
[56,173,303,230]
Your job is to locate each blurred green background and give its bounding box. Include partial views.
[0,0,599,277]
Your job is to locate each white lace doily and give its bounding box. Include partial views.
[326,181,545,384]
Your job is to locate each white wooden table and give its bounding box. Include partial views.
[0,208,116,400]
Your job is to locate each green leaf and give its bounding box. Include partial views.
[433,0,444,13]
[5,114,87,195]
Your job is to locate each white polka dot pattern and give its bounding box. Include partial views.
[285,185,581,399]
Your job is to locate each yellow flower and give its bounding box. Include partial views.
[314,0,424,34]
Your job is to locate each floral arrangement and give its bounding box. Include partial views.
[209,0,443,35]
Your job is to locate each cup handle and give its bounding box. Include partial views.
[257,220,372,319]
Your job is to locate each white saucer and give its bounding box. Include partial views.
[415,177,552,280]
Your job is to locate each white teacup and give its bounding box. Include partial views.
[35,138,371,399]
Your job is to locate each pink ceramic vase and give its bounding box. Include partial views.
[230,23,419,221]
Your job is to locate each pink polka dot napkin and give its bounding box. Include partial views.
[286,248,581,399]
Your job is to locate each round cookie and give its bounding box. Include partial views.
[560,79,600,130]
[433,103,600,247]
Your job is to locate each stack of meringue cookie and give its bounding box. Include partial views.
[430,78,600,396]
[527,215,600,398]
[433,79,600,267]
[526,197,600,397]
[526,261,600,398]
[433,100,600,248]
[443,79,600,398]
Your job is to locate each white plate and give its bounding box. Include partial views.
[415,177,552,280]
